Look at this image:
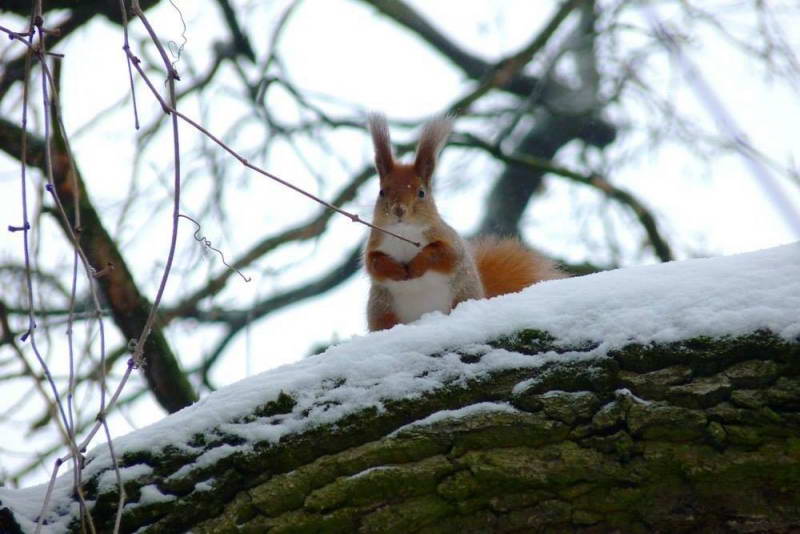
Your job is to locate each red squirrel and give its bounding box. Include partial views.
[364,113,564,331]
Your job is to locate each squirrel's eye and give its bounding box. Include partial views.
[379,189,385,197]
[418,189,425,199]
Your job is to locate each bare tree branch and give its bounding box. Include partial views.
[457,132,673,262]
[449,0,585,113]
[357,0,540,97]
[213,0,256,62]
[199,245,363,388]
[0,11,93,101]
[359,0,618,245]
[0,116,197,413]
[164,165,373,323]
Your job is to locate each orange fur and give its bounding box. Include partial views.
[407,240,457,279]
[366,250,408,282]
[369,310,400,331]
[471,236,565,298]
[364,113,565,332]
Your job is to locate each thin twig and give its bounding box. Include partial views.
[11,13,119,530]
[177,214,251,283]
[454,132,673,262]
[3,8,188,502]
[166,165,372,321]
[118,0,141,129]
[101,414,125,534]
[124,49,419,247]
[449,0,583,114]
[13,13,72,532]
[33,16,100,532]
[0,302,70,446]
[47,51,91,532]
[127,0,184,370]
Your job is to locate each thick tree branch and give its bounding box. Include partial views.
[0,1,164,101]
[2,329,797,532]
[457,132,673,262]
[0,116,196,413]
[474,111,616,237]
[213,0,256,62]
[1,0,162,25]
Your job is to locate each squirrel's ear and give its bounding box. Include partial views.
[414,115,452,185]
[367,112,394,178]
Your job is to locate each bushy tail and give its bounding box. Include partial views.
[471,236,565,298]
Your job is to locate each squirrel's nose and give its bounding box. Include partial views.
[393,205,406,219]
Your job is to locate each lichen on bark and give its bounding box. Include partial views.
[1,329,799,533]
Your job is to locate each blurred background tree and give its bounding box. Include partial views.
[0,0,798,487]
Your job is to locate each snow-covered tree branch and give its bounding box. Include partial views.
[2,244,798,533]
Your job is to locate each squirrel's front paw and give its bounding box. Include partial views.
[406,256,428,279]
[368,251,408,281]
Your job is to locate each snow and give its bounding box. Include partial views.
[132,485,174,507]
[97,464,153,494]
[166,443,247,482]
[389,402,521,436]
[193,479,215,492]
[1,243,799,531]
[615,388,654,406]
[539,390,571,399]
[348,465,396,480]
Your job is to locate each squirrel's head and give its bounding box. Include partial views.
[367,112,452,226]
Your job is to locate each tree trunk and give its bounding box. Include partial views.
[2,329,799,533]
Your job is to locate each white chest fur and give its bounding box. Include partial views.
[377,223,453,324]
[377,223,428,263]
[386,271,452,324]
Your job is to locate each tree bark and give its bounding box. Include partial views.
[2,329,798,533]
[477,111,615,237]
[0,117,196,414]
[1,0,162,25]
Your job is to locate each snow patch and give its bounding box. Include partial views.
[167,443,249,482]
[97,463,153,494]
[391,402,520,436]
[193,479,215,492]
[348,465,396,480]
[615,388,653,406]
[131,484,174,508]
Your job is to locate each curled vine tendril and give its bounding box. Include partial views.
[178,214,252,283]
[166,0,187,69]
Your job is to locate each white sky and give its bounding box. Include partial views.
[1,0,799,486]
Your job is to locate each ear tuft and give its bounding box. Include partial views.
[367,112,394,177]
[414,115,453,184]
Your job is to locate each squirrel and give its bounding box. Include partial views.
[363,113,564,332]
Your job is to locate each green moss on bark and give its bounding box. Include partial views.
[2,330,799,534]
